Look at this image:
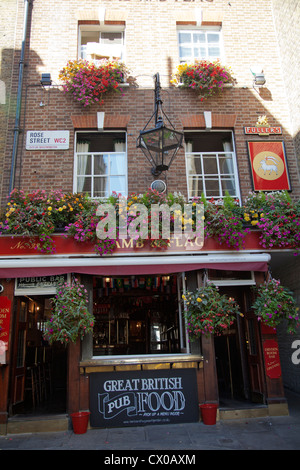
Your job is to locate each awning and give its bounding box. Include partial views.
[0,253,270,278]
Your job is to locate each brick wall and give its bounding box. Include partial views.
[271,0,300,176]
[272,257,300,394]
[1,0,300,203]
[0,0,19,204]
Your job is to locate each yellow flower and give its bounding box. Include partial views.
[197,297,202,302]
[182,294,186,300]
[47,206,52,211]
[251,220,258,225]
[58,207,63,212]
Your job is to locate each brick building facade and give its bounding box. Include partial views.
[0,0,299,434]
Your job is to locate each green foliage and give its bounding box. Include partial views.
[251,278,300,334]
[43,279,95,345]
[182,283,242,338]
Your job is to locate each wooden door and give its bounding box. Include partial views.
[244,311,266,403]
[10,297,28,405]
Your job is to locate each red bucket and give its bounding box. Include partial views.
[200,404,218,425]
[70,411,91,434]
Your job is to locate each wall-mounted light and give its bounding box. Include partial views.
[40,73,52,86]
[250,67,266,87]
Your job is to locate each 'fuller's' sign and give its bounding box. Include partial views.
[244,127,282,135]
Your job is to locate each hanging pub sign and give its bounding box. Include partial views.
[0,296,12,364]
[89,369,199,427]
[247,141,291,191]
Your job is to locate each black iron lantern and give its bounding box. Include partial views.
[137,73,184,176]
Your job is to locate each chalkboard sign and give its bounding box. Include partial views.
[89,368,199,427]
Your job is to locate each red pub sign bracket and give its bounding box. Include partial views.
[0,296,12,364]
[263,339,282,379]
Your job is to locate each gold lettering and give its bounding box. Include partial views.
[122,239,134,249]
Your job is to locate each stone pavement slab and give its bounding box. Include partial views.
[1,389,299,453]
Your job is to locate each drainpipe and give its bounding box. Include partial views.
[9,0,33,195]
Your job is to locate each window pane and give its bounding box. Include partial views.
[203,156,218,174]
[207,33,220,44]
[208,47,220,58]
[94,177,108,198]
[219,156,234,174]
[94,154,109,175]
[189,177,203,198]
[221,177,236,196]
[81,31,100,46]
[204,178,219,197]
[110,154,126,175]
[101,32,123,44]
[179,46,192,59]
[77,176,91,194]
[110,176,126,194]
[179,32,191,43]
[193,32,205,43]
[194,46,206,58]
[77,155,91,175]
[187,156,202,175]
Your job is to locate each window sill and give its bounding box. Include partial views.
[80,353,204,373]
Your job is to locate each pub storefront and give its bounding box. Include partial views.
[0,234,289,434]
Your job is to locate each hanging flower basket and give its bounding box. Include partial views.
[171,60,235,101]
[182,283,242,339]
[59,59,130,106]
[251,278,300,335]
[43,278,95,345]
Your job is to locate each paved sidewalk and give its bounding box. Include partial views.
[1,389,299,452]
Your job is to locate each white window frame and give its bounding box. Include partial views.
[185,130,241,202]
[177,27,224,63]
[74,131,128,199]
[78,24,126,61]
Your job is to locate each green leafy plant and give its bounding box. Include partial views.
[43,279,95,345]
[251,278,300,334]
[182,283,242,339]
[171,60,235,101]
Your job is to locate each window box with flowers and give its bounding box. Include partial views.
[58,59,130,107]
[243,191,300,252]
[195,192,249,250]
[182,283,242,339]
[1,189,300,257]
[0,189,93,254]
[171,60,235,101]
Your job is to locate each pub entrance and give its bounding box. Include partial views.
[214,285,266,407]
[9,295,67,417]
